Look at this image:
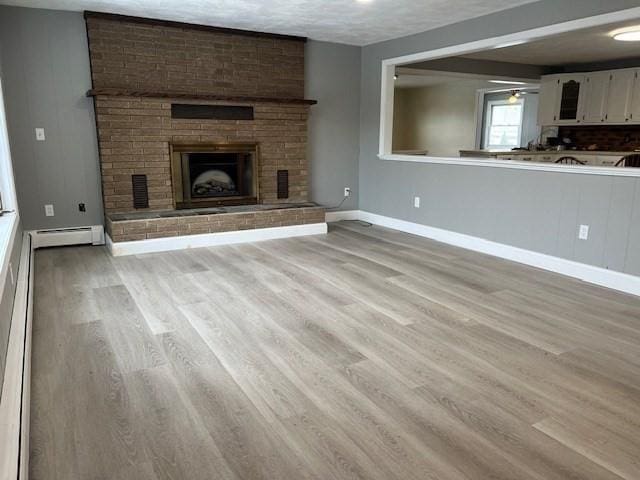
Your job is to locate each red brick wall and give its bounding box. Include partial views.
[558,125,640,151]
[86,15,312,215]
[95,96,309,213]
[86,16,305,99]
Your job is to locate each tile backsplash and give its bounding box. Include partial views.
[558,125,640,151]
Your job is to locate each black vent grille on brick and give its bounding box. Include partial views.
[277,170,289,199]
[132,174,149,209]
[171,104,254,120]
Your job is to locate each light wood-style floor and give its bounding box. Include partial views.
[30,222,640,480]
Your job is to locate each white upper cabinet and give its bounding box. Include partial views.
[606,69,635,123]
[582,72,609,123]
[539,67,640,126]
[555,75,585,124]
[628,71,640,122]
[537,75,558,126]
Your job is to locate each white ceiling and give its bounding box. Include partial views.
[465,19,640,65]
[0,0,538,46]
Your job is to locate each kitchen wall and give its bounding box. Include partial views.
[306,41,360,210]
[359,0,640,277]
[393,80,487,157]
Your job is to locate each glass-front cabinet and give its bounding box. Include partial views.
[556,75,585,123]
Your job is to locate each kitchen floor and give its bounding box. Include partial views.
[30,222,640,479]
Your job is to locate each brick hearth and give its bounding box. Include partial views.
[106,204,325,242]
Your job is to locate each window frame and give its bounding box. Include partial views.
[0,77,17,213]
[483,98,524,150]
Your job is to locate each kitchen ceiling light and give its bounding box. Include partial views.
[611,26,640,41]
[489,80,528,85]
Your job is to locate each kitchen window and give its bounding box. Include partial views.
[483,99,524,150]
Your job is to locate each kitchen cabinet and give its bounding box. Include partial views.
[629,71,640,122]
[597,155,623,166]
[493,152,626,166]
[582,72,609,123]
[538,68,640,126]
[606,70,635,123]
[537,76,558,126]
[556,75,585,124]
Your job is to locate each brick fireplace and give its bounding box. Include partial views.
[84,12,324,244]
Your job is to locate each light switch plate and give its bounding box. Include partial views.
[414,196,420,208]
[44,204,54,217]
[578,224,589,240]
[35,128,46,141]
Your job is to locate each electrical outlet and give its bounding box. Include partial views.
[44,204,55,217]
[344,187,351,197]
[35,127,45,141]
[414,196,420,208]
[578,224,589,240]
[78,202,86,212]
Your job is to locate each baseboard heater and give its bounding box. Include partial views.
[30,225,104,249]
[0,233,34,480]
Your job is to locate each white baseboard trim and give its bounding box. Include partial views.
[325,210,361,222]
[335,210,640,297]
[106,222,328,256]
[30,225,104,249]
[0,232,34,480]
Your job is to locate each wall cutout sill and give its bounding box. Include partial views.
[378,154,640,178]
[327,210,640,297]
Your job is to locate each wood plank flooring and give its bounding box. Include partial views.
[30,222,640,480]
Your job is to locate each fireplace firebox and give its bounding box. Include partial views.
[171,143,259,209]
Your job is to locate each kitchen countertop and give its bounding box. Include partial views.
[459,149,639,157]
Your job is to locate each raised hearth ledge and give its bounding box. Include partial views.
[87,88,317,105]
[106,223,328,256]
[106,205,326,243]
[108,202,319,221]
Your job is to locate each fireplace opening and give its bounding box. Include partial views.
[171,143,258,209]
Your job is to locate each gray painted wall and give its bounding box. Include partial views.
[306,40,360,210]
[0,6,102,230]
[359,0,640,277]
[409,57,546,79]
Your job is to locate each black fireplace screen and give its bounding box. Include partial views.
[171,143,258,208]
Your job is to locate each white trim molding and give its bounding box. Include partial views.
[325,210,362,222]
[107,222,328,256]
[333,210,640,298]
[378,153,640,177]
[378,6,640,177]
